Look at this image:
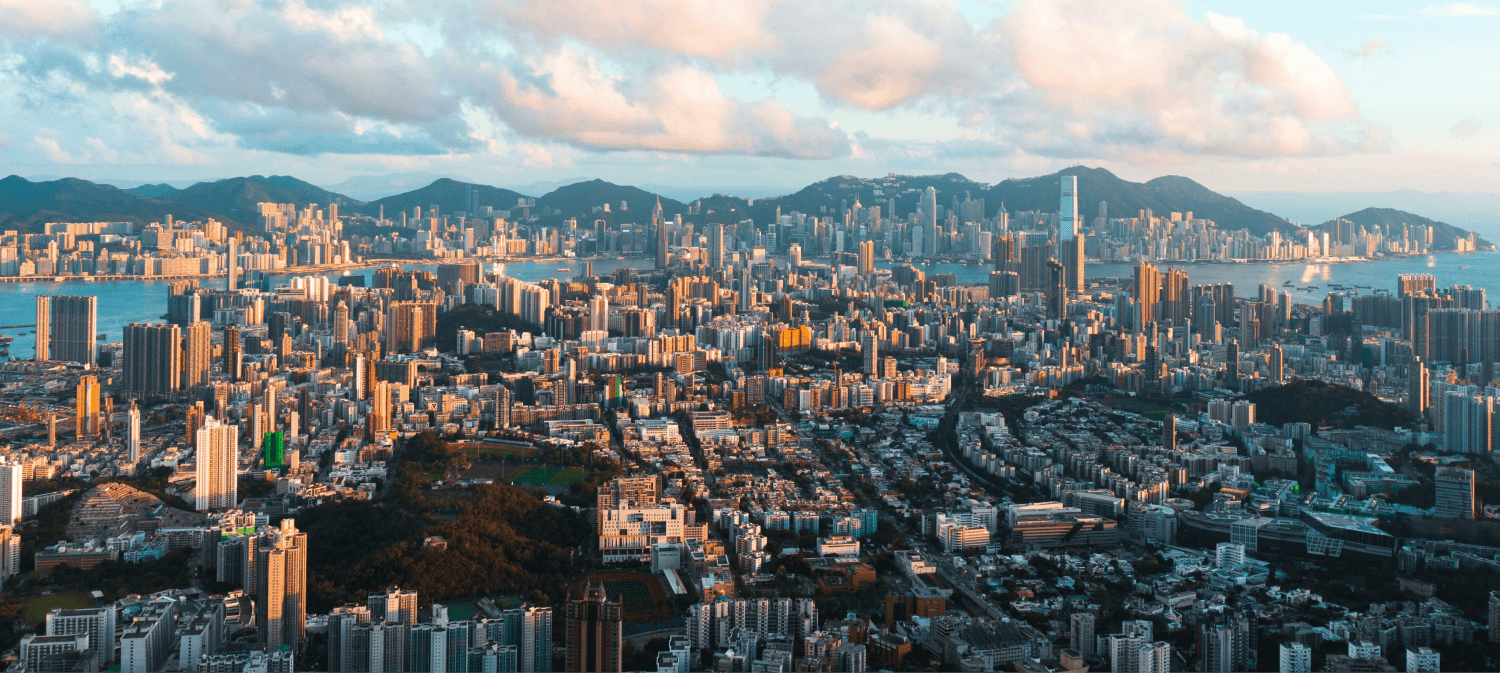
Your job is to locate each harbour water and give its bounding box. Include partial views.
[0,252,1494,361]
[0,257,649,361]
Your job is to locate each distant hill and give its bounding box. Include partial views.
[0,175,224,234]
[536,178,689,222]
[127,183,178,198]
[1321,206,1492,251]
[158,175,360,231]
[358,178,528,221]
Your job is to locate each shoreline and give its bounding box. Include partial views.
[0,255,657,285]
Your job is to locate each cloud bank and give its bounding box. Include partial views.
[0,0,1386,170]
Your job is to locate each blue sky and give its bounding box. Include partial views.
[0,0,1494,195]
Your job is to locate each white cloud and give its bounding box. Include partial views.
[0,0,96,40]
[489,0,778,64]
[999,0,1383,158]
[29,136,78,163]
[1347,36,1387,60]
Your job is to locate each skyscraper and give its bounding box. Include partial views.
[226,238,238,292]
[184,321,212,388]
[333,301,350,346]
[368,587,419,626]
[922,186,937,233]
[565,583,622,672]
[0,460,21,525]
[224,325,242,383]
[75,376,100,440]
[0,524,17,581]
[862,334,879,376]
[127,401,141,464]
[654,205,669,270]
[1059,175,1079,240]
[255,519,308,651]
[36,295,97,366]
[1044,258,1067,320]
[707,223,724,270]
[195,417,238,511]
[123,323,181,396]
[857,240,875,277]
[1134,263,1160,330]
[519,606,553,673]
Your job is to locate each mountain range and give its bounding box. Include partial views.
[0,168,1488,250]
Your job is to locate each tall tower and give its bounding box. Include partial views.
[195,417,238,511]
[184,321,213,388]
[565,582,623,673]
[1059,175,1080,239]
[127,401,141,464]
[256,519,308,651]
[224,325,242,383]
[857,240,875,277]
[708,223,724,270]
[654,197,669,270]
[39,295,97,366]
[123,323,181,396]
[75,376,101,440]
[333,301,350,346]
[1134,263,1161,329]
[1045,258,1067,320]
[862,333,879,375]
[226,238,239,292]
[34,295,50,361]
[0,460,21,525]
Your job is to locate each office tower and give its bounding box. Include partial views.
[74,376,100,440]
[655,210,669,270]
[195,417,238,511]
[1278,642,1311,673]
[37,295,97,366]
[45,608,117,664]
[226,238,238,291]
[857,240,875,276]
[223,325,242,382]
[369,587,420,626]
[565,583,622,673]
[739,266,754,313]
[1162,268,1190,326]
[183,321,212,388]
[1162,414,1176,452]
[922,186,937,232]
[1270,344,1284,383]
[1061,235,1085,295]
[127,401,141,464]
[1134,263,1160,329]
[1069,613,1094,658]
[862,334,879,375]
[1435,468,1475,519]
[1060,175,1079,238]
[256,519,308,651]
[1044,258,1066,320]
[1224,339,1239,389]
[123,323,181,395]
[992,234,1015,273]
[333,301,350,346]
[0,524,16,580]
[0,461,20,525]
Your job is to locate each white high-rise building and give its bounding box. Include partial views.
[1407,646,1439,672]
[126,402,141,465]
[1060,175,1079,240]
[1279,642,1311,673]
[0,524,18,580]
[195,417,239,511]
[46,608,117,664]
[588,296,610,333]
[0,461,21,525]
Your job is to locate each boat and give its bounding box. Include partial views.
[1460,265,1470,269]
[556,268,569,272]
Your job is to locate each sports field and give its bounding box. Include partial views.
[22,591,92,625]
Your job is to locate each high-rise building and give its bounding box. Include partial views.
[518,606,553,673]
[36,295,97,366]
[224,325,242,382]
[1409,357,1430,417]
[1045,258,1067,320]
[1406,647,1440,673]
[1489,590,1500,643]
[708,223,724,270]
[0,524,17,580]
[127,401,141,464]
[45,608,117,664]
[1435,467,1475,519]
[226,238,238,292]
[75,376,101,440]
[588,296,610,333]
[369,586,419,626]
[183,321,212,388]
[857,240,875,276]
[1162,414,1176,452]
[565,583,623,672]
[1134,263,1160,330]
[1279,642,1311,673]
[195,417,238,511]
[255,519,308,651]
[333,301,350,346]
[862,334,879,375]
[124,323,181,396]
[0,461,21,525]
[1059,175,1079,240]
[1069,613,1094,658]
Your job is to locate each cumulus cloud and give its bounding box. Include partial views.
[479,48,849,159]
[999,0,1384,158]
[1452,119,1483,138]
[0,0,97,40]
[0,0,1381,169]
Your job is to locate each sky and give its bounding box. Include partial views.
[0,0,1496,195]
